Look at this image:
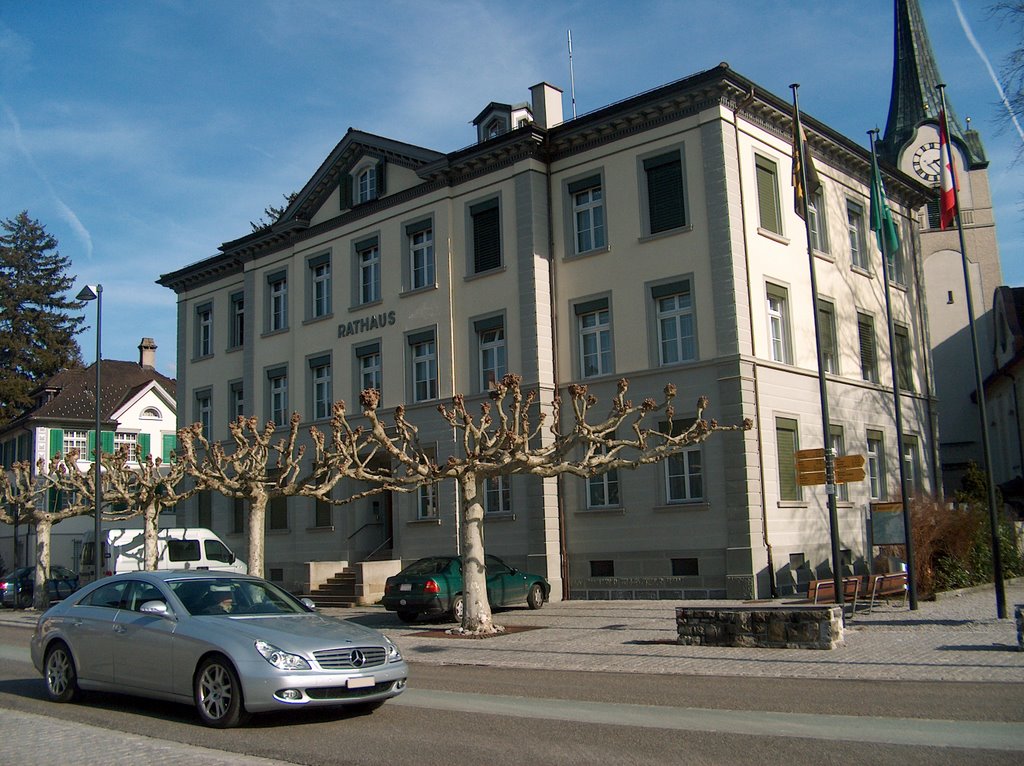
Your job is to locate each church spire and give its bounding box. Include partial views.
[878,0,986,167]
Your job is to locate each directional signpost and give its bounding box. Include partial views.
[796,449,866,486]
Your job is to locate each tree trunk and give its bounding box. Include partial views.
[248,492,267,578]
[458,473,499,635]
[32,518,52,611]
[143,503,159,570]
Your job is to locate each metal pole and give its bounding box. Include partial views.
[791,85,844,606]
[869,130,918,609]
[93,285,103,581]
[937,86,1006,618]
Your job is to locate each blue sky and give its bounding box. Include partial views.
[1,1,1021,378]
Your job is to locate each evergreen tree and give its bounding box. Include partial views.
[0,211,84,425]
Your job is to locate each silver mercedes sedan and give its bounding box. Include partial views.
[30,570,408,727]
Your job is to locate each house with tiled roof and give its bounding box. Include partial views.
[0,338,177,572]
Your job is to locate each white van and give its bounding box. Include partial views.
[80,528,247,583]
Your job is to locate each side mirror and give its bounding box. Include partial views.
[300,597,317,611]
[140,600,175,619]
[228,553,235,564]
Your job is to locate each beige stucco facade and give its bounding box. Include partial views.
[160,65,937,599]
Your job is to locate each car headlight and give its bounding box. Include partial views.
[383,634,403,663]
[254,640,311,671]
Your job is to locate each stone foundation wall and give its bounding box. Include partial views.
[676,605,844,650]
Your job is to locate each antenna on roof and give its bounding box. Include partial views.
[567,29,577,119]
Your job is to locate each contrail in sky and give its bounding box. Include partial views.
[0,97,94,258]
[952,0,1024,148]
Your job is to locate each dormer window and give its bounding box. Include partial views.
[486,118,505,139]
[357,166,377,204]
[342,157,386,209]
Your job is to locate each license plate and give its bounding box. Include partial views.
[348,676,375,689]
[399,583,412,592]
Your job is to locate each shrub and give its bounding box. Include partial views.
[883,464,1024,597]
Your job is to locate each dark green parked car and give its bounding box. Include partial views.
[382,555,549,623]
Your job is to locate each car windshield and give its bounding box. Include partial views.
[170,578,308,616]
[401,557,454,576]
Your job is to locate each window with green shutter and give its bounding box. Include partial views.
[644,152,686,234]
[858,313,878,383]
[894,325,914,392]
[776,417,801,501]
[138,433,151,460]
[471,199,501,274]
[755,155,782,235]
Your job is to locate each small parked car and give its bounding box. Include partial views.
[382,554,549,623]
[0,566,79,609]
[31,570,408,727]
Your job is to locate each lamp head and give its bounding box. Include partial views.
[77,284,102,302]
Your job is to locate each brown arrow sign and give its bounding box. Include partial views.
[835,454,866,483]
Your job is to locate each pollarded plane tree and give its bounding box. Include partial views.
[355,374,752,636]
[0,455,92,609]
[61,447,201,572]
[176,411,414,578]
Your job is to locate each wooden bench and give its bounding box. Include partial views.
[860,572,908,614]
[806,577,861,612]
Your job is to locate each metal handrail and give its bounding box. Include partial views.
[346,521,382,541]
[363,536,394,561]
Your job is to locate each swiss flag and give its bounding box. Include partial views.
[938,112,958,230]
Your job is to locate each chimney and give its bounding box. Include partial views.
[138,337,157,369]
[530,82,564,129]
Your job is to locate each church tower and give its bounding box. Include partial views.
[878,0,1004,494]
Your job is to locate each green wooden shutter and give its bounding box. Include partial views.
[100,431,115,454]
[49,429,64,458]
[644,153,685,233]
[162,434,177,463]
[340,175,353,210]
[472,204,501,273]
[776,418,799,501]
[858,315,876,382]
[138,433,151,460]
[755,158,781,235]
[87,430,96,459]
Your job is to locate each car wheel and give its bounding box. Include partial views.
[396,610,418,624]
[44,642,80,703]
[527,583,545,610]
[450,594,464,623]
[16,591,31,609]
[194,656,249,728]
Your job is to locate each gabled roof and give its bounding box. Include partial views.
[2,360,177,433]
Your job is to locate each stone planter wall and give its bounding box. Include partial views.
[676,605,844,650]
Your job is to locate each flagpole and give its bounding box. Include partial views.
[868,129,918,610]
[791,84,845,609]
[936,84,1007,619]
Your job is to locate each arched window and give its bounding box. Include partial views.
[140,407,162,421]
[357,166,377,204]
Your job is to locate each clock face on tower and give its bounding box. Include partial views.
[911,141,942,183]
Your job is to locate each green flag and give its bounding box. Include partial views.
[869,150,900,262]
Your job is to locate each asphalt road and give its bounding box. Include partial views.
[1,623,1021,765]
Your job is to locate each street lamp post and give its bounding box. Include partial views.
[77,284,103,581]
